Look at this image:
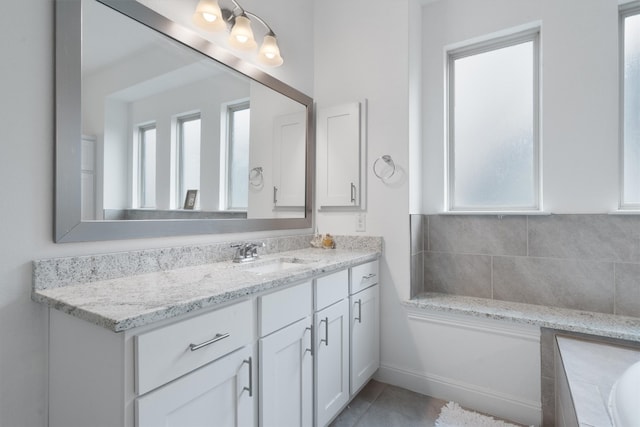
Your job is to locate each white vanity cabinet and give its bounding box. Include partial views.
[48,299,256,427]
[316,101,367,209]
[258,281,313,427]
[314,270,350,427]
[349,261,380,395]
[45,256,381,427]
[137,345,255,427]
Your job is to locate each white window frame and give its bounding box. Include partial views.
[221,100,250,211]
[620,2,640,210]
[176,112,201,209]
[137,122,156,209]
[445,29,541,213]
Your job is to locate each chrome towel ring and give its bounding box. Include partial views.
[373,155,396,180]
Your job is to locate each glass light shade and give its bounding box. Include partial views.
[192,0,225,31]
[228,15,257,50]
[258,34,284,67]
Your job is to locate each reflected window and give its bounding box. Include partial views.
[177,113,201,209]
[226,101,250,210]
[138,124,156,208]
[447,30,540,211]
[622,6,640,207]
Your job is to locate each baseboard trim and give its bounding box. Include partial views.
[375,363,542,426]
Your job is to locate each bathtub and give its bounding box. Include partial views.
[556,336,640,427]
[609,360,640,427]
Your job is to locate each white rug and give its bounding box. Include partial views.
[435,402,522,427]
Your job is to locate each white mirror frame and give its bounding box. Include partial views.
[55,0,314,242]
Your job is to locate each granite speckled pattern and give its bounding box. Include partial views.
[32,234,318,290]
[406,293,640,342]
[33,243,381,332]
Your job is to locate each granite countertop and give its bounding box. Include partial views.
[405,292,640,342]
[33,247,380,332]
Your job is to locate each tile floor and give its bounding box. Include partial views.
[330,380,526,427]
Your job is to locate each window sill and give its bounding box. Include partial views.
[439,210,551,216]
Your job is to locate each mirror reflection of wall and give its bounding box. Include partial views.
[80,0,306,221]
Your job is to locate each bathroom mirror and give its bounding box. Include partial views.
[55,0,314,242]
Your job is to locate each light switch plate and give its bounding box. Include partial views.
[355,213,366,232]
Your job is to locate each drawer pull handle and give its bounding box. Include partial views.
[320,317,329,346]
[350,183,357,203]
[242,357,253,397]
[355,299,362,323]
[305,326,313,356]
[189,333,230,351]
[362,273,376,280]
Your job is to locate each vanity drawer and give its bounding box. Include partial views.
[350,260,379,294]
[315,269,349,311]
[259,281,312,337]
[135,299,253,395]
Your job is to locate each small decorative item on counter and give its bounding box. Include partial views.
[322,233,336,249]
[310,233,323,248]
[311,232,336,249]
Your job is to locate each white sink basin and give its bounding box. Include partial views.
[242,258,312,275]
[609,360,640,426]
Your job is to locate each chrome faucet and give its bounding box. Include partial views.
[231,242,265,263]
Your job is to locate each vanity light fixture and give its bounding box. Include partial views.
[192,0,284,67]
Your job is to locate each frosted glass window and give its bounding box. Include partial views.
[178,114,201,208]
[622,10,640,206]
[227,102,250,210]
[448,33,539,211]
[138,124,156,208]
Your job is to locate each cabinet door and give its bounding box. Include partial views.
[272,112,306,208]
[136,346,255,427]
[315,299,350,427]
[350,284,380,395]
[317,102,362,208]
[259,317,313,427]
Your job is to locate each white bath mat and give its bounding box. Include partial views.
[435,401,522,427]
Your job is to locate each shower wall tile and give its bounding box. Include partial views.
[429,215,527,256]
[615,263,640,317]
[410,253,423,298]
[423,252,491,298]
[492,256,614,314]
[528,214,640,262]
[410,214,424,255]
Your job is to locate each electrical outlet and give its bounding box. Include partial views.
[355,212,366,232]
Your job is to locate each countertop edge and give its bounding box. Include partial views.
[404,293,640,343]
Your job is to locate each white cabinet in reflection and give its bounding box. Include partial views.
[272,111,306,209]
[316,101,367,209]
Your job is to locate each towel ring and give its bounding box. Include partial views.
[373,155,396,180]
[249,167,264,187]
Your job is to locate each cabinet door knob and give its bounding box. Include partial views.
[273,186,278,204]
[242,357,253,397]
[188,332,230,351]
[350,182,356,203]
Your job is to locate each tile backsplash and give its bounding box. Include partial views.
[410,214,640,318]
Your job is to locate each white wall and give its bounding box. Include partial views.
[0,0,313,425]
[421,0,620,213]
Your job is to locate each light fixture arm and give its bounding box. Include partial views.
[226,0,276,36]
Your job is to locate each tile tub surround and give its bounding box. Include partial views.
[32,236,382,331]
[410,214,640,317]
